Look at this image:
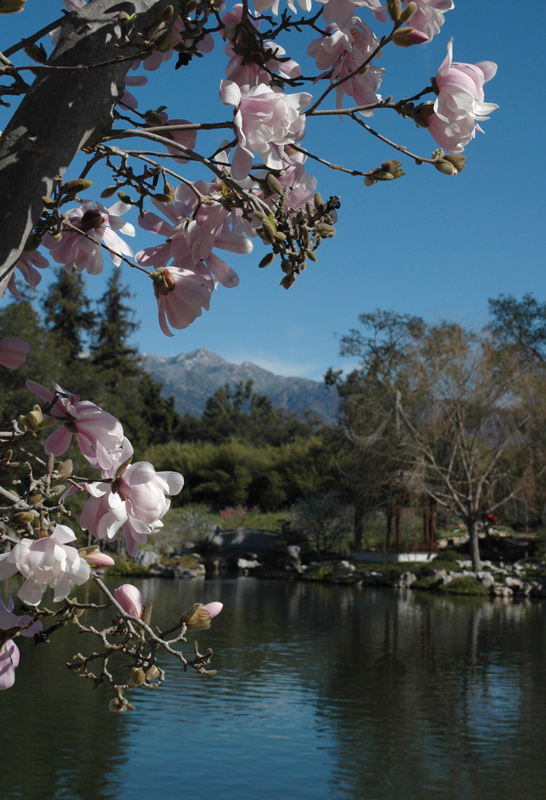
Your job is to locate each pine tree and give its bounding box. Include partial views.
[90,268,141,379]
[43,270,96,362]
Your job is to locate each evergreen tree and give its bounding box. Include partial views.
[43,270,96,362]
[91,268,140,379]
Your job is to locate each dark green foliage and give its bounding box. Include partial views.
[438,576,489,595]
[43,270,96,362]
[175,379,323,447]
[144,436,334,511]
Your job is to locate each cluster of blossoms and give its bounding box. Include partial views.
[2,0,497,338]
[0,352,225,694]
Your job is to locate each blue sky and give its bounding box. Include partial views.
[2,1,545,381]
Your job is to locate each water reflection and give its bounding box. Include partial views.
[2,579,546,799]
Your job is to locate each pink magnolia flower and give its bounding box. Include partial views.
[221,81,312,180]
[44,201,135,275]
[225,39,301,88]
[152,265,215,335]
[81,550,116,568]
[0,641,19,691]
[0,337,30,369]
[202,602,223,619]
[0,597,42,637]
[114,584,144,617]
[427,39,498,153]
[5,249,49,300]
[403,0,454,41]
[308,19,384,113]
[81,462,184,556]
[0,525,91,606]
[120,75,148,110]
[0,596,43,687]
[319,0,387,28]
[26,380,125,468]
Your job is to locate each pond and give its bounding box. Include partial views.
[2,577,546,800]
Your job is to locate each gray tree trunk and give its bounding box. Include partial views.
[0,0,174,295]
[467,517,482,572]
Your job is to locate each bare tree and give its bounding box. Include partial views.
[334,315,544,570]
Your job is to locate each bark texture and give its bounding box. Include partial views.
[0,0,174,295]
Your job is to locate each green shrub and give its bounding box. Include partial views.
[438,576,489,596]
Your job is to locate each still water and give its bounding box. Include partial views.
[2,577,546,800]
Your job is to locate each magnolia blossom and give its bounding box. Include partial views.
[202,602,223,619]
[225,39,301,88]
[404,0,454,41]
[114,584,144,618]
[81,462,184,556]
[0,337,30,369]
[152,266,215,335]
[120,75,148,110]
[136,179,253,335]
[0,641,19,691]
[319,0,386,28]
[221,81,312,180]
[307,19,384,113]
[428,39,498,153]
[0,597,40,633]
[0,525,91,606]
[0,597,42,688]
[26,380,125,469]
[5,249,49,300]
[81,549,116,568]
[44,201,135,275]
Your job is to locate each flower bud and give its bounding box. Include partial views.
[0,0,26,14]
[61,179,93,196]
[179,601,222,630]
[145,665,160,681]
[58,459,73,478]
[399,1,417,23]
[393,27,429,47]
[160,4,174,20]
[12,512,35,524]
[81,548,116,569]
[117,191,132,204]
[108,697,131,713]
[314,192,325,213]
[370,169,395,181]
[115,584,144,618]
[280,274,297,289]
[442,154,467,173]
[129,667,146,687]
[387,0,402,22]
[433,159,458,175]
[315,223,336,236]
[80,210,105,231]
[259,253,276,269]
[261,222,276,244]
[306,249,318,262]
[19,405,44,431]
[100,186,118,199]
[266,173,283,196]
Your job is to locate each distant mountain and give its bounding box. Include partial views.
[142,348,340,424]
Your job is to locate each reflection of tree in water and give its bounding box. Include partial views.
[308,591,546,800]
[2,580,129,800]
